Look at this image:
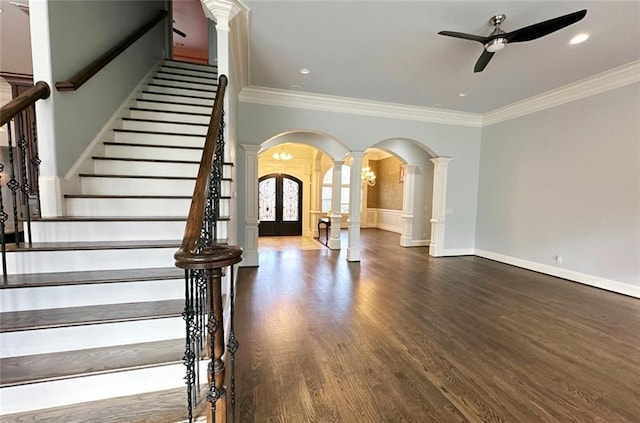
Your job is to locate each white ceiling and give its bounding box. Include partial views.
[245,1,640,114]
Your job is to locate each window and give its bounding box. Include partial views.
[321,165,350,213]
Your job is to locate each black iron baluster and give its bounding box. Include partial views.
[0,161,7,279]
[30,113,42,219]
[5,121,20,247]
[226,264,239,423]
[16,115,32,244]
[182,269,196,423]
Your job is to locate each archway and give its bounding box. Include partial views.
[368,138,451,257]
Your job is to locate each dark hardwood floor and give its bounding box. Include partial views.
[234,229,640,422]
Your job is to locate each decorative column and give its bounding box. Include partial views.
[347,153,363,261]
[310,159,323,238]
[400,163,418,247]
[429,157,453,257]
[241,144,260,266]
[329,161,343,250]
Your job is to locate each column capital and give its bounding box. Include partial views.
[332,160,345,166]
[401,163,419,174]
[348,151,365,160]
[202,0,242,30]
[430,157,453,166]
[241,144,261,153]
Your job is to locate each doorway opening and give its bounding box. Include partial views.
[258,174,303,236]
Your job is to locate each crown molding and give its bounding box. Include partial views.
[483,60,640,126]
[239,86,483,128]
[239,61,639,129]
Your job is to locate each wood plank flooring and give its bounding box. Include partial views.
[234,229,640,423]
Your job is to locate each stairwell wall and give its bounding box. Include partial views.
[31,0,167,214]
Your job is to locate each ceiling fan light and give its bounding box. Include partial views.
[485,38,507,53]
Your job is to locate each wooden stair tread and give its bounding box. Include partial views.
[64,194,231,199]
[92,156,199,164]
[155,71,217,81]
[34,216,188,222]
[0,386,207,423]
[134,97,213,109]
[0,299,184,332]
[0,267,184,288]
[103,141,203,150]
[148,83,217,93]
[5,239,180,252]
[0,338,184,387]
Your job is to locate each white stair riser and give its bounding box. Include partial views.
[161,61,217,75]
[66,197,230,217]
[133,99,212,115]
[121,119,208,135]
[114,130,204,147]
[152,77,217,91]
[128,109,210,125]
[80,177,231,196]
[104,144,202,161]
[147,84,216,99]
[0,317,183,358]
[6,246,177,274]
[140,92,214,106]
[93,159,199,177]
[1,279,183,312]
[81,177,196,195]
[0,361,207,415]
[155,71,217,85]
[28,220,195,242]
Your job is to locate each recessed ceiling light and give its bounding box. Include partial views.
[299,68,311,75]
[458,93,467,97]
[570,33,589,45]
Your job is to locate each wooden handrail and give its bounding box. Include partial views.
[0,81,50,126]
[177,75,228,256]
[55,10,168,92]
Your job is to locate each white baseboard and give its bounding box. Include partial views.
[401,238,430,247]
[475,249,640,299]
[240,250,258,267]
[440,248,475,256]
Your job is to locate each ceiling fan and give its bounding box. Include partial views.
[438,9,587,73]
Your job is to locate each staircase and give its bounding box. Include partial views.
[0,60,230,422]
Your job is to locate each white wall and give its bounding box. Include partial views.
[237,102,482,251]
[32,0,166,176]
[477,83,640,292]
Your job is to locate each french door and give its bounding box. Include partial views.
[258,174,303,236]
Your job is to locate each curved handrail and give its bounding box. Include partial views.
[0,81,50,126]
[176,75,228,258]
[55,10,168,92]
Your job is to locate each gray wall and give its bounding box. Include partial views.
[237,102,482,250]
[47,0,166,175]
[477,83,640,286]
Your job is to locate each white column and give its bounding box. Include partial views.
[311,161,323,238]
[400,163,419,247]
[347,153,363,261]
[241,144,260,266]
[329,161,343,250]
[429,157,453,257]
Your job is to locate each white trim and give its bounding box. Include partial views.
[475,249,640,299]
[369,208,403,234]
[483,60,640,126]
[239,86,483,127]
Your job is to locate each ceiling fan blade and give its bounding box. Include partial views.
[506,9,587,43]
[474,50,495,73]
[438,31,488,44]
[173,27,187,38]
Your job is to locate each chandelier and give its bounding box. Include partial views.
[272,148,292,160]
[361,166,376,186]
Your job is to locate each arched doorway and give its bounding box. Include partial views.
[258,173,303,236]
